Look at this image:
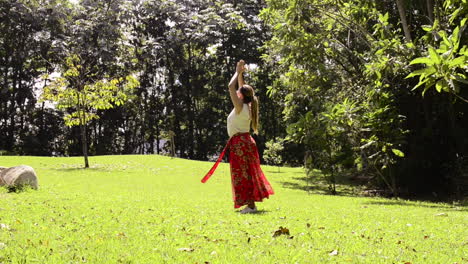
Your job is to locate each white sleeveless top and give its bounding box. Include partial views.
[227,104,251,137]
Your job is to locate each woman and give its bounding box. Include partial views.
[202,60,274,214]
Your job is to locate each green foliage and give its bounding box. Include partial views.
[0,0,70,154]
[407,8,468,101]
[40,54,139,128]
[261,0,468,197]
[264,137,284,171]
[261,0,409,195]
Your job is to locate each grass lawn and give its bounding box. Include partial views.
[0,155,466,263]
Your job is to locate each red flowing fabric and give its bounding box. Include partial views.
[202,133,274,208]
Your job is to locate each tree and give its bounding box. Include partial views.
[0,0,71,154]
[41,54,139,167]
[125,0,279,161]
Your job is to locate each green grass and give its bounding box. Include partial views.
[0,155,466,263]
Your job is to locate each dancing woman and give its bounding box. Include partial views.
[202,60,274,214]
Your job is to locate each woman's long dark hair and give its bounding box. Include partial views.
[240,85,259,134]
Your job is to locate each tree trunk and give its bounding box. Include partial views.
[140,95,147,154]
[149,126,155,154]
[156,117,160,155]
[426,0,434,23]
[78,93,89,168]
[8,71,17,152]
[80,122,90,168]
[1,68,5,149]
[186,44,195,159]
[172,135,175,158]
[19,67,25,132]
[396,0,412,43]
[133,117,139,154]
[167,52,182,157]
[92,120,98,154]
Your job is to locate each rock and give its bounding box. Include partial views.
[0,167,6,186]
[0,165,38,190]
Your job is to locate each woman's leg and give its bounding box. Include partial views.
[248,201,256,209]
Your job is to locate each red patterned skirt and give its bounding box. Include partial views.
[202,133,274,208]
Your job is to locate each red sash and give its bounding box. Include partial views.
[201,133,249,183]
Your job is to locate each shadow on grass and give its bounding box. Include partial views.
[236,209,270,215]
[0,185,36,193]
[279,175,363,197]
[52,168,110,172]
[265,171,282,174]
[280,174,468,209]
[51,165,116,172]
[363,200,468,211]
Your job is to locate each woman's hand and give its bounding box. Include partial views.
[236,60,245,73]
[229,60,245,113]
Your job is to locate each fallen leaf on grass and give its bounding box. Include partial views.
[318,227,325,229]
[329,249,338,256]
[40,240,49,247]
[306,223,311,228]
[178,248,194,252]
[435,213,448,217]
[424,235,429,239]
[360,234,371,239]
[404,262,412,264]
[247,237,251,243]
[273,226,290,237]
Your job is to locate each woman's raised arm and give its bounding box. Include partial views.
[237,60,245,88]
[228,61,245,113]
